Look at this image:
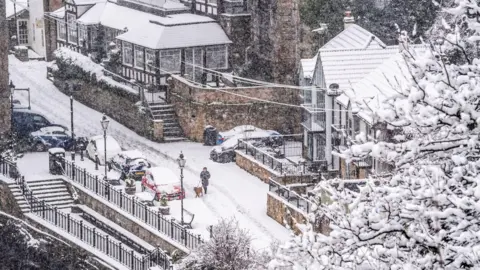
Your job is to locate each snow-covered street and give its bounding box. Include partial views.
[9,56,290,250]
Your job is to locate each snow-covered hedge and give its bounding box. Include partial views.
[53,47,139,101]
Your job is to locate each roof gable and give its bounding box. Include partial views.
[6,0,28,19]
[321,24,386,50]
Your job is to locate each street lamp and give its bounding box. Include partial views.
[100,114,110,183]
[177,152,186,226]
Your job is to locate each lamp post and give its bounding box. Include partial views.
[9,81,15,136]
[100,114,110,181]
[177,152,186,226]
[70,96,75,161]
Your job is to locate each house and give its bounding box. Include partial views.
[6,0,29,47]
[299,11,405,179]
[46,0,232,86]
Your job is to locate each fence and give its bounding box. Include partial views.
[0,156,172,270]
[268,178,313,213]
[237,135,306,175]
[62,159,204,250]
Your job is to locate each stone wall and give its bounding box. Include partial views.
[70,181,188,256]
[266,192,306,235]
[0,180,23,218]
[219,14,251,71]
[235,151,316,184]
[53,79,152,139]
[169,75,302,142]
[0,0,10,136]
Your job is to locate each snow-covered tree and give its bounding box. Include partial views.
[178,218,270,270]
[269,1,480,269]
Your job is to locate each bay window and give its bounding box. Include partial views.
[145,49,156,72]
[122,42,133,66]
[206,45,227,69]
[57,21,66,41]
[67,13,77,44]
[134,45,144,69]
[160,49,181,73]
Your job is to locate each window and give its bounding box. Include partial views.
[160,49,181,73]
[67,13,77,44]
[17,20,28,45]
[134,45,145,69]
[206,45,227,69]
[78,25,87,46]
[145,49,156,72]
[122,42,133,66]
[57,22,66,41]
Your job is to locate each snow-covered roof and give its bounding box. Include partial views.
[68,0,106,5]
[322,24,386,50]
[121,0,187,10]
[6,0,28,19]
[300,54,318,80]
[319,46,399,92]
[340,45,427,124]
[116,20,231,50]
[49,7,66,19]
[77,2,206,30]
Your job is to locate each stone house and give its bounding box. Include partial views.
[46,0,232,86]
[299,12,408,179]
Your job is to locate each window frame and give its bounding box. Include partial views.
[57,21,67,41]
[17,19,29,45]
[66,13,78,45]
[122,42,133,66]
[145,49,156,72]
[205,45,228,69]
[134,45,145,69]
[159,49,181,74]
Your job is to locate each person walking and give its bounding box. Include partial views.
[200,167,210,194]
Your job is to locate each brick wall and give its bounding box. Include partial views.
[169,75,302,142]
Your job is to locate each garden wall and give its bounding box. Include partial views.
[169,76,302,142]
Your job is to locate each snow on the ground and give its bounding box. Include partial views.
[9,56,291,250]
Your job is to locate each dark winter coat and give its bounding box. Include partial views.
[201,170,210,186]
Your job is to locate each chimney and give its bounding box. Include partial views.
[343,8,355,29]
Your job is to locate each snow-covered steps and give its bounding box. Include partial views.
[24,179,74,210]
[148,102,186,141]
[7,183,31,213]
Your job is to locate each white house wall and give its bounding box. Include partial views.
[29,0,46,57]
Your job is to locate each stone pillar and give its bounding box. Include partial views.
[0,0,11,136]
[152,120,164,141]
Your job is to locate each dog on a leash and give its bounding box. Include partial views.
[194,186,203,198]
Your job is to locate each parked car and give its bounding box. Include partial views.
[210,129,282,163]
[29,125,72,152]
[58,136,88,152]
[86,135,122,165]
[141,167,185,201]
[12,108,54,138]
[216,125,257,145]
[107,150,151,180]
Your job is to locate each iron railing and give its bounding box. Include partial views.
[0,156,172,270]
[268,178,313,213]
[62,158,204,250]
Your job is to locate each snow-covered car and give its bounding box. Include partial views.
[29,125,72,152]
[141,167,185,201]
[58,136,88,152]
[216,125,257,145]
[85,135,122,165]
[107,150,151,180]
[210,129,283,163]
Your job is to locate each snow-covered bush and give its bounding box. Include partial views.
[178,218,269,270]
[269,1,480,269]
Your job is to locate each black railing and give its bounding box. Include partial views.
[237,137,306,175]
[62,158,204,251]
[268,178,313,213]
[0,156,173,270]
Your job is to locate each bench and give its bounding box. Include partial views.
[182,209,195,229]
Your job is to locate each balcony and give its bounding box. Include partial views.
[302,107,325,132]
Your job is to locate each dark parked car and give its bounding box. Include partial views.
[58,136,88,152]
[29,125,72,152]
[107,150,151,180]
[13,109,53,138]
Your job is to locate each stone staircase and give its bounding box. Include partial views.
[8,179,74,213]
[148,102,186,142]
